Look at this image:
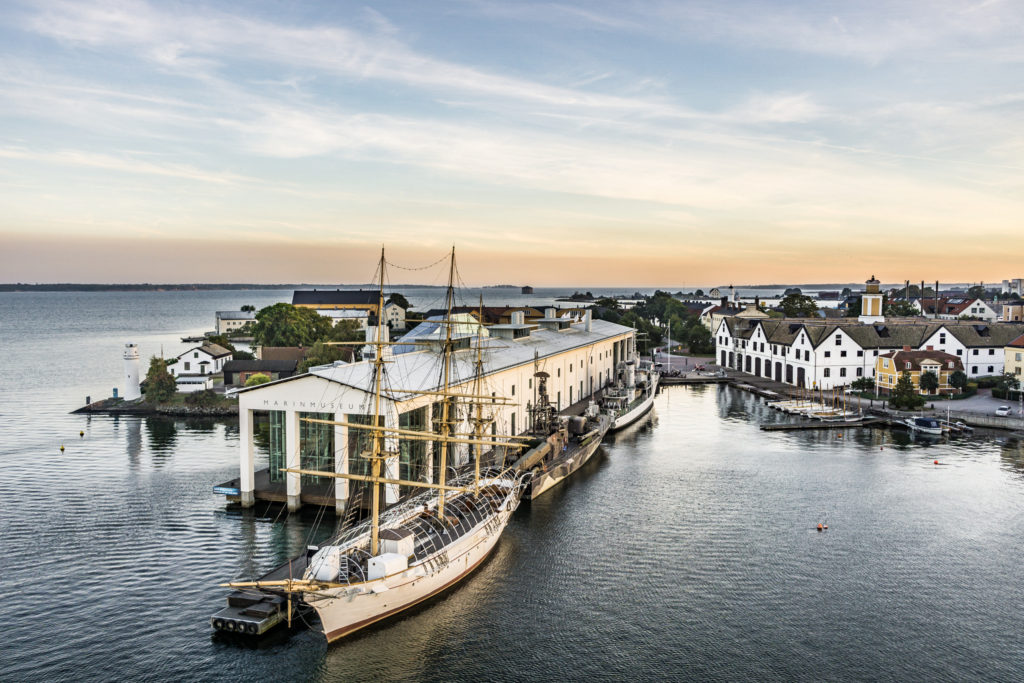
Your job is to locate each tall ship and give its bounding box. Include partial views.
[601,358,659,431]
[214,250,530,642]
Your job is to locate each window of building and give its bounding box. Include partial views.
[805,350,810,361]
[988,366,994,373]
[956,349,962,355]
[948,362,953,369]
[184,362,190,371]
[840,350,847,357]
[857,350,863,357]
[989,349,995,355]
[835,335,841,345]
[824,368,831,377]
[856,367,863,377]
[873,350,878,356]
[194,352,198,358]
[972,366,978,374]
[905,361,912,369]
[940,334,945,343]
[824,351,831,358]
[973,349,979,355]
[1017,353,1022,362]
[511,385,515,396]
[557,368,561,377]
[840,368,847,377]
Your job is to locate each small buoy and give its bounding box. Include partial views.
[59,445,65,452]
[79,431,84,437]
[880,446,884,451]
[823,525,828,529]
[817,523,823,531]
[933,460,939,465]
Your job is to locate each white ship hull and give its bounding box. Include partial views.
[304,480,521,643]
[610,373,659,431]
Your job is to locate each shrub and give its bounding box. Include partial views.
[244,373,272,387]
[184,389,219,407]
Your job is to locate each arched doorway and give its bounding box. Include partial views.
[754,358,761,376]
[744,356,751,373]
[797,367,806,387]
[721,350,727,366]
[775,362,783,381]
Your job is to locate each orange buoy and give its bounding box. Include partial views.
[933,460,939,465]
[817,523,823,531]
[59,445,64,452]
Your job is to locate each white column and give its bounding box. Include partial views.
[334,417,348,515]
[286,409,301,512]
[240,406,255,507]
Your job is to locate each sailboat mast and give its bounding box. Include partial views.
[473,294,485,496]
[437,247,456,521]
[369,247,387,557]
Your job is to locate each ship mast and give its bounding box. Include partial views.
[369,247,387,557]
[437,246,456,521]
[472,294,485,496]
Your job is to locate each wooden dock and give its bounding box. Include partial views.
[761,418,887,431]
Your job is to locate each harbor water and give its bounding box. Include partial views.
[2,291,1024,681]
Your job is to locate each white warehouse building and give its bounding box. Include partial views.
[226,310,636,512]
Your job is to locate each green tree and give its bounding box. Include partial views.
[886,300,918,317]
[694,289,705,297]
[144,356,176,403]
[244,373,272,387]
[240,304,256,312]
[992,372,1020,399]
[387,292,410,310]
[949,370,968,392]
[780,293,818,317]
[685,321,714,354]
[185,388,219,407]
[889,371,926,410]
[252,303,333,347]
[205,334,236,353]
[324,319,363,343]
[232,349,255,361]
[919,370,939,394]
[851,376,875,392]
[595,297,620,310]
[299,341,354,372]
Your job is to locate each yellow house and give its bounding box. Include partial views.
[875,346,964,396]
[1005,334,1024,377]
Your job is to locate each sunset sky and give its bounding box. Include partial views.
[1,1,1022,286]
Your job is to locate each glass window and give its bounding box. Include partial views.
[824,351,831,358]
[988,366,994,373]
[856,368,863,377]
[398,406,429,496]
[989,349,995,355]
[840,368,846,377]
[840,350,847,357]
[857,350,863,357]
[824,368,831,377]
[267,410,286,483]
[299,412,334,485]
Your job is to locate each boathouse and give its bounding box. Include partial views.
[227,310,635,512]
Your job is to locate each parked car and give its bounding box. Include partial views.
[995,405,1012,416]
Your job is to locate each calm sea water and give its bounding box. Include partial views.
[2,291,1024,682]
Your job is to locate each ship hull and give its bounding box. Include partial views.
[610,374,659,431]
[529,429,605,499]
[306,488,519,643]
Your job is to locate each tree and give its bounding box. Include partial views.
[841,287,852,299]
[694,289,705,297]
[851,376,875,392]
[144,356,176,403]
[240,304,256,312]
[783,287,802,297]
[949,370,968,392]
[205,334,236,352]
[992,372,1020,399]
[779,293,818,318]
[232,349,255,361]
[595,297,619,310]
[885,300,918,317]
[244,373,271,387]
[299,341,354,372]
[919,370,939,394]
[387,292,410,310]
[324,319,363,343]
[684,321,714,354]
[185,388,219,407]
[889,371,926,410]
[252,303,333,347]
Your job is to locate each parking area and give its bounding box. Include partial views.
[940,389,1024,416]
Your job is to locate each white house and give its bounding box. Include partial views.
[384,301,406,330]
[175,375,214,393]
[215,311,255,335]
[169,342,233,377]
[318,309,370,329]
[716,316,1024,389]
[914,297,998,322]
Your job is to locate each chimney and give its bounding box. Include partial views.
[584,309,592,332]
[926,345,933,351]
[903,345,911,351]
[935,280,939,319]
[512,310,525,325]
[721,296,728,308]
[545,307,556,319]
[754,296,760,308]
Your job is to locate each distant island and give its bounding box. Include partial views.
[0,283,450,292]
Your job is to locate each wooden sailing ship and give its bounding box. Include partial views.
[213,249,531,642]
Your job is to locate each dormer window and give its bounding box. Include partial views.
[905,361,912,369]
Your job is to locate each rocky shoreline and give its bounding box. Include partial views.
[71,396,238,417]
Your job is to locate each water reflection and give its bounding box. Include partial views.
[145,416,177,452]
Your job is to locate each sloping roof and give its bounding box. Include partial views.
[233,318,635,397]
[223,359,298,373]
[917,297,987,316]
[880,350,963,373]
[292,289,379,306]
[1008,334,1024,349]
[943,323,1024,347]
[216,310,255,320]
[200,342,233,358]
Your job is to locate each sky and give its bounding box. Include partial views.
[0,0,1022,286]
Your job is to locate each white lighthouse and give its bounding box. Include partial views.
[123,343,142,401]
